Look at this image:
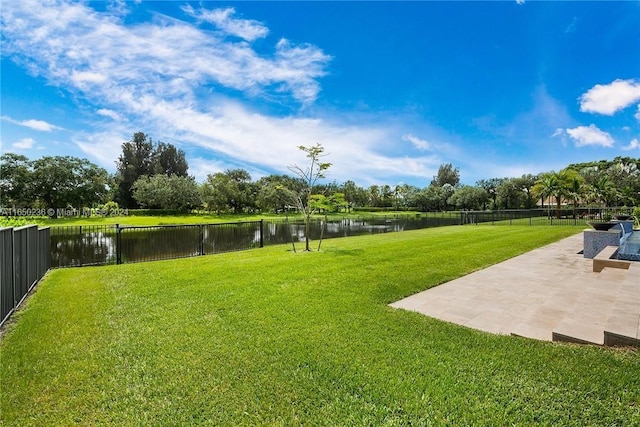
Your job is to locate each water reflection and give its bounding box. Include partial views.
[51,216,460,267]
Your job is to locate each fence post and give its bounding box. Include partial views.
[199,224,204,256]
[116,224,122,265]
[79,225,83,267]
[260,219,264,248]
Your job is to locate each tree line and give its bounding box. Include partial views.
[1,132,639,214]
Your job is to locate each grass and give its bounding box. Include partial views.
[489,216,591,227]
[1,226,638,425]
[32,212,269,226]
[32,210,432,227]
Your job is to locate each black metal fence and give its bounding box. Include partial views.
[261,214,461,247]
[48,208,636,268]
[50,216,465,268]
[50,221,264,268]
[463,207,635,226]
[1,225,51,327]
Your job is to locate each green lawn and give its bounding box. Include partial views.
[35,212,269,226]
[1,226,638,425]
[32,210,432,226]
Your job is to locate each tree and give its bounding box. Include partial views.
[513,174,538,209]
[476,178,503,210]
[0,153,33,208]
[564,169,585,219]
[393,184,410,211]
[414,185,447,211]
[533,171,573,219]
[115,132,190,208]
[448,185,488,210]
[201,173,228,213]
[153,142,188,177]
[287,144,331,252]
[201,169,255,214]
[431,163,460,187]
[533,173,555,216]
[381,184,394,207]
[440,183,456,210]
[496,178,522,210]
[401,185,421,209]
[255,174,301,213]
[340,180,358,213]
[226,169,256,213]
[31,156,109,212]
[368,185,381,207]
[533,173,557,217]
[132,175,201,211]
[569,156,640,206]
[312,192,348,251]
[116,132,155,208]
[605,160,638,206]
[592,175,616,208]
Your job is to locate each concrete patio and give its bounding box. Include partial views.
[390,233,640,346]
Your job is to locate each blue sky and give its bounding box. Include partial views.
[2,1,639,187]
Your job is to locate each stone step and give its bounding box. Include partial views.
[510,324,552,342]
[602,287,639,347]
[592,245,630,273]
[604,330,640,347]
[550,303,639,348]
[603,264,639,347]
[552,320,604,346]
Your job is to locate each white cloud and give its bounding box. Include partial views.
[97,108,124,121]
[71,70,107,87]
[0,1,445,186]
[579,79,640,115]
[1,1,330,105]
[1,115,62,131]
[566,124,614,148]
[146,100,441,186]
[105,0,131,17]
[516,0,525,5]
[73,130,128,169]
[551,128,569,147]
[182,5,269,42]
[622,138,640,151]
[402,134,431,151]
[188,157,229,182]
[636,105,640,121]
[12,137,36,149]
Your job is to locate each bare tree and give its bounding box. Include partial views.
[287,144,332,252]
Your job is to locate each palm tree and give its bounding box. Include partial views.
[533,173,559,218]
[566,173,585,219]
[368,185,380,208]
[381,184,393,208]
[592,176,614,208]
[582,184,598,218]
[534,171,575,219]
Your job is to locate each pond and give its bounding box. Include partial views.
[50,215,461,267]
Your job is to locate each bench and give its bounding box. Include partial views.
[592,245,631,272]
